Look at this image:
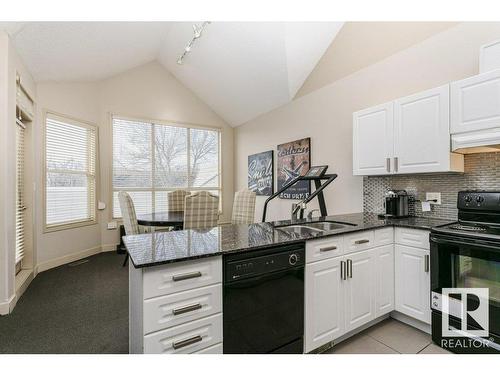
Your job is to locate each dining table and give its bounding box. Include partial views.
[136,211,184,230]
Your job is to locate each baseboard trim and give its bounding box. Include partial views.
[0,294,17,316]
[101,243,119,252]
[36,245,102,273]
[391,311,431,334]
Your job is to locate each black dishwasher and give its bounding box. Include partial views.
[223,243,305,354]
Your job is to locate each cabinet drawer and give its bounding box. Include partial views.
[144,313,222,354]
[306,235,343,263]
[344,230,375,254]
[143,284,222,334]
[395,228,430,250]
[143,256,222,299]
[193,343,223,354]
[374,227,393,247]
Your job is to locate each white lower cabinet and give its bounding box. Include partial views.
[394,245,431,324]
[344,249,377,332]
[304,257,345,352]
[375,244,394,317]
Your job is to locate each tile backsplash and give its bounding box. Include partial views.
[363,152,500,220]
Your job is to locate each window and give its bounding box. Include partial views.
[45,112,97,230]
[112,116,221,218]
[15,114,26,266]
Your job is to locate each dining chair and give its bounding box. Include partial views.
[167,190,189,211]
[231,189,256,225]
[118,191,141,267]
[183,191,219,230]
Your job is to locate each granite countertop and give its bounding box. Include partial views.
[124,212,455,268]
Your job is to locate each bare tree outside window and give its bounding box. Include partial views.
[112,117,220,217]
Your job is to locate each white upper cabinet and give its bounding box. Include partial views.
[353,102,394,176]
[451,69,500,134]
[480,40,500,73]
[353,85,464,176]
[394,85,455,174]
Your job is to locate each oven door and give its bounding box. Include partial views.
[430,234,500,338]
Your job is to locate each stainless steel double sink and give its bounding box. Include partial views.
[275,220,357,236]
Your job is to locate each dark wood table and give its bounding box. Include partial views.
[137,211,184,229]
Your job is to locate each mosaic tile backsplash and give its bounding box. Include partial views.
[363,152,500,220]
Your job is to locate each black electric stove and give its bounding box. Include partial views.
[430,191,500,353]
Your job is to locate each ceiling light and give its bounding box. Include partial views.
[177,21,210,65]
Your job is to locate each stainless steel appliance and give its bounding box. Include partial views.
[380,190,409,218]
[223,244,305,353]
[430,191,500,353]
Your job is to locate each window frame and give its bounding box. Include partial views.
[43,110,98,232]
[110,114,223,220]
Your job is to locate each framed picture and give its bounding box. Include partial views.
[277,137,310,199]
[248,150,274,196]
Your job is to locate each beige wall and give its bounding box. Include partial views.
[296,22,460,98]
[235,22,500,223]
[34,61,234,269]
[0,31,36,312]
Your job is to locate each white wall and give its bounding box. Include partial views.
[0,31,36,313]
[34,61,234,270]
[234,22,500,222]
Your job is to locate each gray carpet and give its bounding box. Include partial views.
[0,252,129,354]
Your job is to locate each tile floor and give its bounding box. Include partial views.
[325,318,451,354]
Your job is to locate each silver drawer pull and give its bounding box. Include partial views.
[172,271,202,282]
[424,254,430,273]
[172,335,202,350]
[320,245,337,252]
[347,259,353,279]
[173,303,202,316]
[354,239,369,245]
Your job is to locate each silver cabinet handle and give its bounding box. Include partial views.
[341,260,346,280]
[354,239,369,245]
[320,245,337,252]
[172,303,202,316]
[347,259,353,279]
[394,157,399,173]
[424,254,430,273]
[172,271,202,282]
[172,335,202,350]
[386,157,391,173]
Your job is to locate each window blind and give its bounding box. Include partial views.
[112,117,221,218]
[15,118,25,265]
[45,114,97,229]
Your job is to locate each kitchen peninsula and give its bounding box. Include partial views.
[125,213,453,354]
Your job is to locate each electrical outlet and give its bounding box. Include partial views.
[107,221,118,230]
[426,192,441,205]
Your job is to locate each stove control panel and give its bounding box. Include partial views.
[458,191,500,210]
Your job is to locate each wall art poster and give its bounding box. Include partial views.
[247,150,274,196]
[277,138,310,199]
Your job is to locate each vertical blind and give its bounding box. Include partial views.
[15,118,25,265]
[112,117,221,217]
[45,114,97,228]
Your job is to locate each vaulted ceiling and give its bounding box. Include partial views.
[0,21,343,126]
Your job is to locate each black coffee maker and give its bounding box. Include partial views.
[380,190,409,218]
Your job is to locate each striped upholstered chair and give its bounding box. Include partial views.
[231,189,256,225]
[167,190,189,211]
[118,191,142,266]
[183,191,219,230]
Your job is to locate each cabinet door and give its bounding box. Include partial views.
[353,102,393,176]
[304,257,345,352]
[394,85,451,174]
[395,245,431,324]
[451,69,500,134]
[376,244,394,317]
[344,249,377,332]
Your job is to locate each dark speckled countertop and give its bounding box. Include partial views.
[124,212,455,268]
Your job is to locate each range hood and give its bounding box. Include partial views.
[452,127,500,154]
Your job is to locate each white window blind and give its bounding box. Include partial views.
[45,113,97,229]
[15,118,26,265]
[112,117,221,218]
